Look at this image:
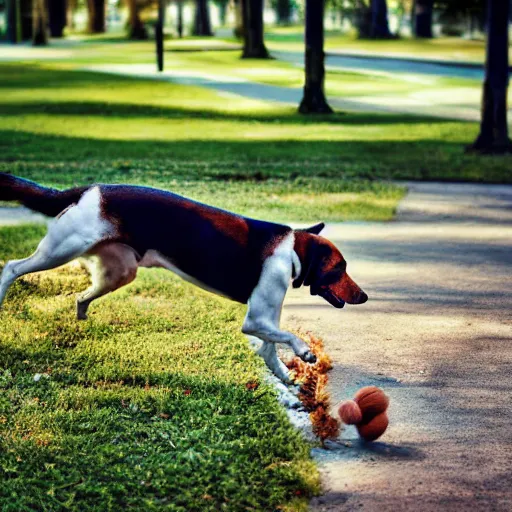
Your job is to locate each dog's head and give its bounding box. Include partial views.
[292,223,368,309]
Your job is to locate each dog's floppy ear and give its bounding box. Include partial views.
[293,235,324,291]
[302,222,325,235]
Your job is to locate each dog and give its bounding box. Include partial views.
[0,173,368,382]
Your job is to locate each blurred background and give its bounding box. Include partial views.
[0,0,498,43]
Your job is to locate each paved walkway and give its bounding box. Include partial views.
[281,182,512,511]
[81,63,484,121]
[276,50,486,80]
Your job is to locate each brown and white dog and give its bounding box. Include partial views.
[0,173,367,382]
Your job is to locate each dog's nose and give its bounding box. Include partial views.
[357,291,368,304]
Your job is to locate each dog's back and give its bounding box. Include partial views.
[100,184,292,303]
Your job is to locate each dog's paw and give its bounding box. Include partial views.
[275,369,294,385]
[300,350,317,364]
[76,309,88,321]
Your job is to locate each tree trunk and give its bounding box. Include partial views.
[414,0,433,38]
[468,0,512,154]
[233,0,243,38]
[20,0,33,39]
[156,0,164,70]
[87,0,105,33]
[370,0,391,38]
[6,0,19,42]
[241,0,269,58]
[127,0,147,39]
[193,0,213,36]
[355,1,371,38]
[299,0,332,114]
[218,1,227,25]
[67,0,77,29]
[48,0,66,37]
[32,0,49,45]
[276,0,291,25]
[177,0,183,37]
[7,0,34,42]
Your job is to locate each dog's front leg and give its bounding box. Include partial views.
[246,335,293,383]
[242,247,316,383]
[243,321,317,365]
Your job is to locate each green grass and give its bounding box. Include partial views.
[1,61,511,205]
[262,26,489,62]
[0,62,410,222]
[0,225,318,511]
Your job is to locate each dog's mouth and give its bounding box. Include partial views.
[318,289,345,309]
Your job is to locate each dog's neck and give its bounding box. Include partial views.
[292,231,315,288]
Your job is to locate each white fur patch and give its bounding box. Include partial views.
[246,232,295,328]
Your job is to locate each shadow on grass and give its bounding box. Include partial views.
[3,127,511,184]
[0,100,455,126]
[0,128,473,179]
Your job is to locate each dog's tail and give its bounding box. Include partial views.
[0,173,89,217]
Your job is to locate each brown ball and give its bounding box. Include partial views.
[354,386,389,421]
[357,412,389,442]
[338,400,362,425]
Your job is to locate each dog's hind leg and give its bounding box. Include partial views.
[0,234,101,309]
[77,243,138,320]
[0,187,114,310]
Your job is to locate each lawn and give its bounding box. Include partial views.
[1,61,408,223]
[1,60,511,230]
[0,225,319,511]
[262,26,489,63]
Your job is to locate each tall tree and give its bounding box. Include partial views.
[413,0,433,38]
[126,0,148,39]
[67,0,77,30]
[233,0,243,38]
[213,0,229,25]
[299,0,332,114]
[370,0,391,37]
[193,0,213,36]
[468,0,512,153]
[241,0,269,58]
[354,0,392,38]
[32,0,49,44]
[176,0,184,37]
[6,0,20,42]
[7,0,34,42]
[87,0,105,33]
[273,0,292,24]
[156,0,164,70]
[48,0,67,37]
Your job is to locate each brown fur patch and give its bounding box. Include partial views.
[194,208,250,247]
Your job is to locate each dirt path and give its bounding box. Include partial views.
[282,182,512,511]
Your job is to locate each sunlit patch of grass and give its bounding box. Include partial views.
[0,225,319,511]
